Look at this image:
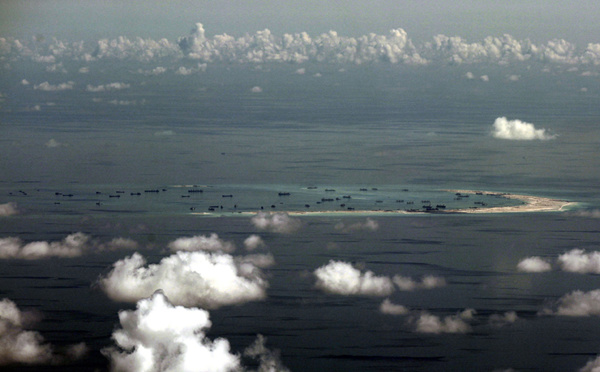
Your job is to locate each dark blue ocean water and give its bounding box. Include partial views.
[1,62,600,371]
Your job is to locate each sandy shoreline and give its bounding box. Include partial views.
[191,190,576,216]
[442,190,576,214]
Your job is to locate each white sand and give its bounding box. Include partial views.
[443,190,575,214]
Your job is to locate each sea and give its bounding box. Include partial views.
[1,60,600,371]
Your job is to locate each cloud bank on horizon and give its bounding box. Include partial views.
[2,22,600,67]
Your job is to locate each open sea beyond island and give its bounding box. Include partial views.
[1,37,600,371]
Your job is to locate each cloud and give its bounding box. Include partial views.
[251,212,302,234]
[33,81,74,91]
[313,260,394,296]
[243,334,290,372]
[517,256,552,272]
[6,24,600,67]
[138,66,167,75]
[392,275,446,291]
[251,86,262,93]
[176,66,194,75]
[480,74,489,82]
[492,117,556,140]
[488,311,518,327]
[410,309,475,334]
[543,289,600,316]
[5,24,600,67]
[235,253,275,270]
[20,79,29,85]
[0,298,87,365]
[518,250,600,274]
[379,299,410,315]
[569,209,600,218]
[99,250,268,308]
[243,234,265,251]
[90,36,180,61]
[580,355,600,372]
[0,233,138,259]
[168,233,236,253]
[107,99,138,105]
[85,82,130,92]
[465,72,475,79]
[0,202,18,217]
[334,218,379,232]
[45,138,63,148]
[557,249,600,274]
[102,291,241,372]
[154,130,175,136]
[45,63,67,73]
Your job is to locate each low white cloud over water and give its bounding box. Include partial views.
[314,260,394,296]
[518,249,600,274]
[0,233,137,259]
[0,202,18,217]
[99,250,269,308]
[103,291,289,372]
[492,117,556,140]
[0,298,86,366]
[251,212,303,234]
[168,233,236,253]
[103,291,240,371]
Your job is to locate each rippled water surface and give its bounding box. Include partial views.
[1,64,600,371]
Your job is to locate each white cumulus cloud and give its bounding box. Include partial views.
[0,202,18,217]
[580,355,600,372]
[543,289,600,316]
[314,260,394,296]
[33,81,74,91]
[0,233,137,259]
[411,309,475,334]
[168,233,236,253]
[45,138,63,148]
[517,256,552,272]
[0,298,87,366]
[243,334,290,372]
[558,249,600,274]
[334,218,379,232]
[251,212,302,234]
[99,251,268,309]
[154,130,175,137]
[492,117,556,140]
[102,291,240,372]
[489,311,518,327]
[379,299,410,315]
[243,234,265,251]
[392,275,446,291]
[85,82,130,92]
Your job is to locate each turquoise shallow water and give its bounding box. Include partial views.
[2,183,531,218]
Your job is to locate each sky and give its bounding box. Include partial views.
[2,0,600,44]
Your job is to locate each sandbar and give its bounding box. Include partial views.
[191,189,575,217]
[442,190,576,214]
